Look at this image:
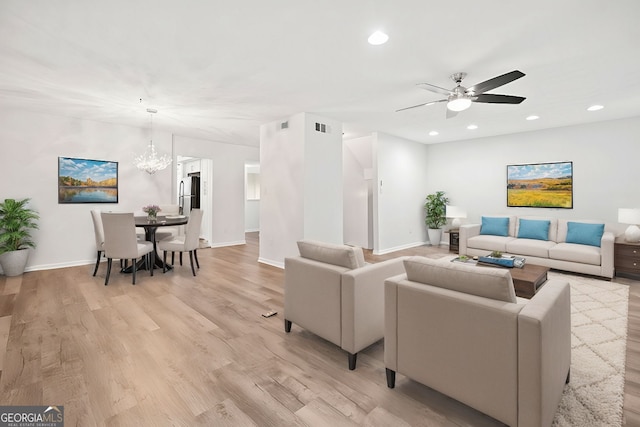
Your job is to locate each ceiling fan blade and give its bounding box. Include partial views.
[416,83,452,96]
[446,108,459,119]
[473,94,525,104]
[467,70,525,95]
[396,99,446,112]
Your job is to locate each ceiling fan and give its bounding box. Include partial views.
[397,70,526,118]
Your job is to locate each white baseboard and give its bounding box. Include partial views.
[244,228,260,233]
[209,240,246,248]
[258,257,284,269]
[373,241,427,256]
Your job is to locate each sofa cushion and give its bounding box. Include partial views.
[548,242,602,266]
[297,240,366,269]
[565,222,605,247]
[467,235,515,252]
[480,216,510,237]
[517,218,550,241]
[506,238,556,258]
[403,256,517,303]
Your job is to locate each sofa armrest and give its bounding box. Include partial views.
[341,257,409,354]
[600,231,615,278]
[459,224,481,255]
[284,256,349,346]
[518,279,571,427]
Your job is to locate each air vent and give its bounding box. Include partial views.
[280,121,288,129]
[315,122,330,133]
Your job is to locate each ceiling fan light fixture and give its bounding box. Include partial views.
[368,30,389,45]
[447,97,472,112]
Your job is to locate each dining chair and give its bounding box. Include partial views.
[156,204,182,241]
[90,209,105,276]
[101,212,154,285]
[158,209,203,276]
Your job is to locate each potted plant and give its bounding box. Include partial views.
[0,198,39,276]
[424,191,449,246]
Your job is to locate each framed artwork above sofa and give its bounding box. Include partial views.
[506,161,573,208]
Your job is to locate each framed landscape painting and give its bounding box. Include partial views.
[507,161,573,208]
[58,157,118,204]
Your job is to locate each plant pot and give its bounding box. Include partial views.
[0,248,30,276]
[427,228,442,247]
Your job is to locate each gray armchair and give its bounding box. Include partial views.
[384,257,571,426]
[284,240,407,370]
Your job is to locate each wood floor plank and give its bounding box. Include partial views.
[0,232,638,426]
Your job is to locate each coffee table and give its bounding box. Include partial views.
[453,257,550,299]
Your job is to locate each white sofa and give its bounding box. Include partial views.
[385,256,571,427]
[459,215,614,279]
[284,240,408,370]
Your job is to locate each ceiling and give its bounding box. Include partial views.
[1,0,639,147]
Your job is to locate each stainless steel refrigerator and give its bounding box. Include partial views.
[178,173,200,215]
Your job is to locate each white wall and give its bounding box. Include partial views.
[172,135,259,248]
[343,136,373,248]
[0,108,171,272]
[245,163,260,232]
[425,116,640,227]
[259,113,343,267]
[373,132,430,254]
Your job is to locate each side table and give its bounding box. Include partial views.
[449,228,460,253]
[615,241,640,280]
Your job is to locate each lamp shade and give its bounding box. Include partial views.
[446,205,467,227]
[618,208,640,243]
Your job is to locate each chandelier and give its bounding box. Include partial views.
[134,108,172,174]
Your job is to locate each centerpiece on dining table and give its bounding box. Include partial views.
[142,204,161,222]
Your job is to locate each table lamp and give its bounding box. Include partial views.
[446,205,467,228]
[618,208,640,243]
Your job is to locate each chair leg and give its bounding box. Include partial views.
[149,253,153,277]
[566,368,570,384]
[189,251,196,276]
[284,319,292,332]
[163,251,167,273]
[386,368,396,388]
[348,352,357,370]
[171,252,175,265]
[105,258,112,285]
[180,252,183,266]
[93,250,102,276]
[132,258,137,285]
[194,249,200,269]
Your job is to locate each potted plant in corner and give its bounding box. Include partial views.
[0,198,39,276]
[424,191,449,246]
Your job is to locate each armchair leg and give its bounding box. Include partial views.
[105,258,112,285]
[189,251,196,276]
[566,368,570,384]
[284,319,292,332]
[348,352,357,370]
[93,250,102,276]
[386,368,396,388]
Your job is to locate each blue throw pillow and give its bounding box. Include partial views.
[480,216,509,237]
[565,222,605,247]
[517,219,550,241]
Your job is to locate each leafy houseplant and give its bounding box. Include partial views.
[0,198,39,276]
[424,191,449,246]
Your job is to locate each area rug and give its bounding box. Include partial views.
[551,271,629,426]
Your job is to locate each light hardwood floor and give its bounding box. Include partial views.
[0,233,637,426]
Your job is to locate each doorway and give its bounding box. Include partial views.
[175,156,213,247]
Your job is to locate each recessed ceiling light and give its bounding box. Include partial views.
[467,124,478,130]
[587,104,604,111]
[526,115,539,121]
[368,30,389,45]
[429,131,439,136]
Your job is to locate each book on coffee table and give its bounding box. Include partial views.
[477,255,526,268]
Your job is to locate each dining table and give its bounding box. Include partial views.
[125,214,189,272]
